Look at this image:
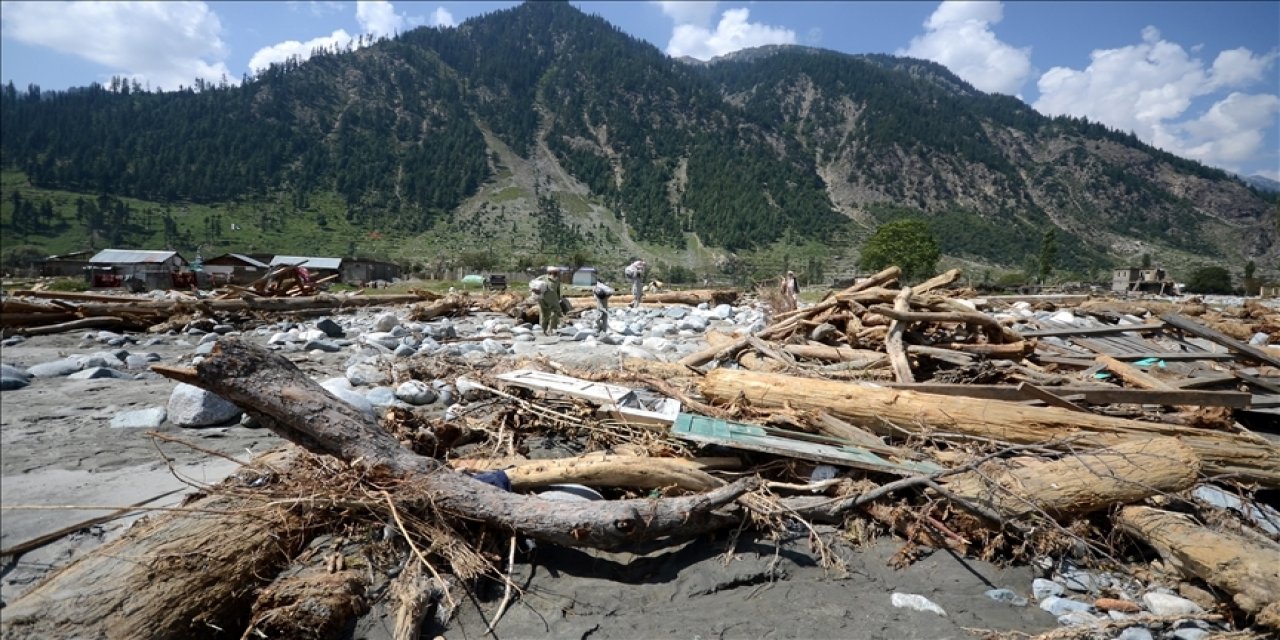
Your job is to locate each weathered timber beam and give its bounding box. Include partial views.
[1162,312,1280,368]
[1020,323,1165,338]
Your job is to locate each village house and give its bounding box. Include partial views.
[86,249,188,291]
[203,253,270,285]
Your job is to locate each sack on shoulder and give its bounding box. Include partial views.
[559,297,572,313]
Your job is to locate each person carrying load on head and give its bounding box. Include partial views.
[624,259,647,309]
[592,280,614,333]
[779,269,799,312]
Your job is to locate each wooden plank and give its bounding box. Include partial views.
[1162,313,1280,368]
[1021,323,1165,338]
[976,294,1091,305]
[1171,374,1238,389]
[671,413,944,477]
[1035,355,1099,367]
[1017,382,1088,412]
[1105,352,1236,361]
[878,382,1251,408]
[494,369,681,427]
[1236,372,1280,395]
[1095,355,1172,390]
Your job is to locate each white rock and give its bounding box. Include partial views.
[395,380,437,405]
[1141,593,1203,617]
[373,313,399,332]
[167,383,242,427]
[1033,578,1065,601]
[320,378,376,417]
[712,304,734,319]
[346,364,389,387]
[641,337,673,353]
[110,407,167,429]
[890,593,946,616]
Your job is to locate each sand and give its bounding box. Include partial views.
[0,327,1061,637]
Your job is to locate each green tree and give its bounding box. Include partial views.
[859,218,940,281]
[1038,228,1058,282]
[1243,259,1258,295]
[1185,266,1233,294]
[1140,253,1152,268]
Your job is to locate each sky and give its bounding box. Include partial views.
[1,1,1278,179]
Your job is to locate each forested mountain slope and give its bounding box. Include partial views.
[2,1,1274,273]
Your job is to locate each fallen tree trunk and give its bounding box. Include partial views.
[14,316,135,336]
[942,439,1200,519]
[152,339,754,550]
[885,287,915,383]
[1116,506,1280,628]
[1,451,327,640]
[449,453,734,493]
[700,369,1280,486]
[780,344,887,366]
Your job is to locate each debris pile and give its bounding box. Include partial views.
[1,266,1278,640]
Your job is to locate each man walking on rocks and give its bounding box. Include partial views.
[593,280,614,333]
[625,260,647,309]
[537,266,564,335]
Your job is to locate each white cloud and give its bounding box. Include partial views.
[248,29,355,73]
[429,6,456,28]
[899,1,1032,95]
[0,0,232,91]
[286,1,346,17]
[664,7,796,61]
[654,1,719,28]
[356,0,404,39]
[1034,27,1280,173]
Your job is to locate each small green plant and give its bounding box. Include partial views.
[47,277,89,292]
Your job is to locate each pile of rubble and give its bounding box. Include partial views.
[1,266,1277,640]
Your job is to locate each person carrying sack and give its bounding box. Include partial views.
[592,281,614,333]
[624,259,647,309]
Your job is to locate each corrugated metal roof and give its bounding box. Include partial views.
[89,249,183,264]
[270,255,342,270]
[209,253,270,268]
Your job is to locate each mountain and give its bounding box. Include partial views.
[2,1,1275,278]
[1242,174,1280,194]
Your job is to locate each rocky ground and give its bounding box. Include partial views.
[0,297,1256,639]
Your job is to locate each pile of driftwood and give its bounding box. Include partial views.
[2,267,1278,640]
[211,264,340,299]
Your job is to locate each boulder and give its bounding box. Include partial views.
[28,358,82,378]
[346,363,389,387]
[69,367,135,380]
[319,378,376,417]
[304,339,342,353]
[365,386,398,407]
[315,317,345,338]
[167,383,242,427]
[395,380,437,405]
[373,313,399,333]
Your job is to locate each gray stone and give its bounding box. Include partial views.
[365,386,397,407]
[481,339,508,355]
[1116,628,1154,640]
[240,412,262,428]
[664,307,687,319]
[625,322,645,336]
[649,323,675,336]
[346,364,389,387]
[2,335,27,347]
[316,317,345,338]
[198,332,219,344]
[195,342,217,356]
[640,337,673,353]
[29,358,82,378]
[1033,578,1065,601]
[1171,629,1209,640]
[572,330,594,341]
[167,383,242,427]
[125,354,152,370]
[1055,612,1102,626]
[395,380,437,405]
[212,324,235,334]
[393,344,416,358]
[96,330,125,343]
[1059,569,1102,593]
[69,367,134,380]
[1140,593,1203,617]
[267,332,293,345]
[319,378,376,417]
[298,329,326,342]
[618,345,658,361]
[76,354,119,369]
[712,304,734,320]
[984,589,1028,607]
[373,313,399,333]
[514,333,536,342]
[304,339,342,353]
[362,332,401,350]
[1,376,30,390]
[1038,596,1092,616]
[678,315,709,332]
[1,364,30,379]
[110,407,167,429]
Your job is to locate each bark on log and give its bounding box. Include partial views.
[1,451,324,640]
[942,439,1200,519]
[408,295,466,321]
[14,316,134,336]
[780,344,887,366]
[679,336,751,368]
[700,369,1280,486]
[912,268,963,295]
[153,339,755,549]
[885,287,915,383]
[241,568,369,640]
[1116,506,1280,627]
[449,453,731,492]
[868,305,1021,343]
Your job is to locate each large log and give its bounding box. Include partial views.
[150,339,754,550]
[885,287,915,383]
[1116,506,1280,627]
[449,453,734,492]
[1,451,324,640]
[943,439,1199,519]
[700,369,1280,486]
[780,344,887,366]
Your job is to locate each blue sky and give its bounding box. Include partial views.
[2,1,1277,178]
